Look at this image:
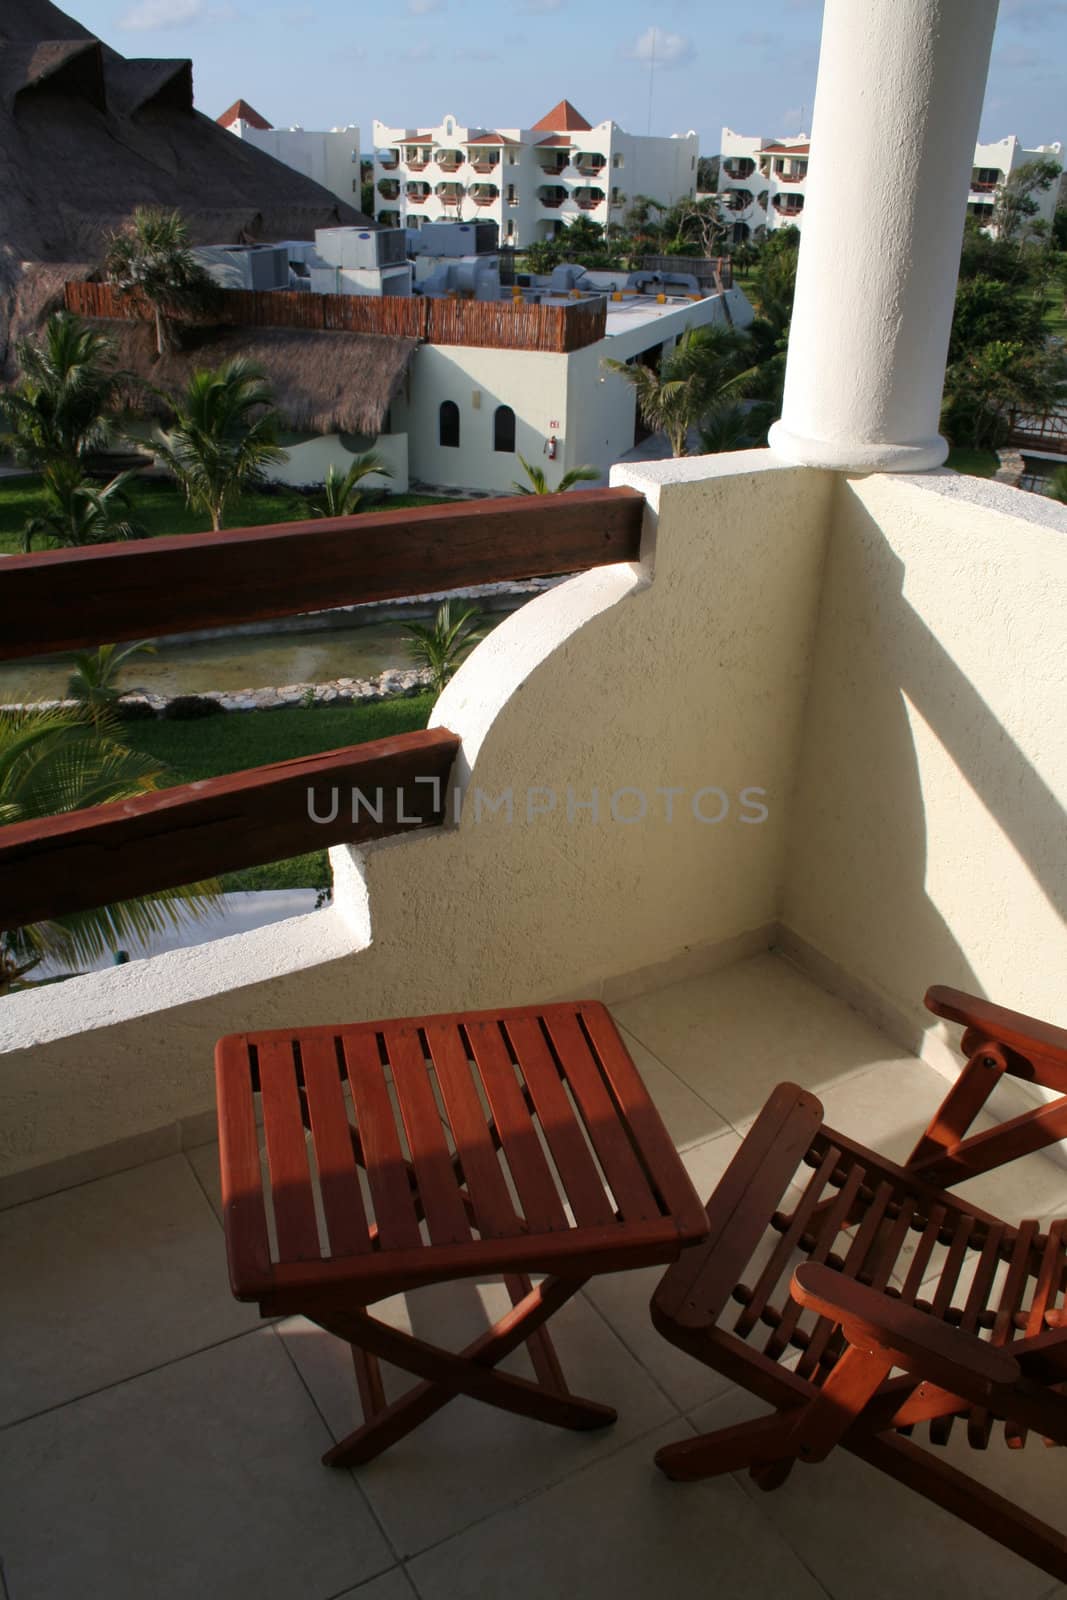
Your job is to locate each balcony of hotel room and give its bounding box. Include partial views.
[5,8,1067,1597]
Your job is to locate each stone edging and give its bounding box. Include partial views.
[1,665,436,719]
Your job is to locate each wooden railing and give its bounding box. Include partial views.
[64,281,609,355]
[0,489,645,929]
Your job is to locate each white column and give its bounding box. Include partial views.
[768,0,999,473]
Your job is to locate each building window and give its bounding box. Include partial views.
[439,400,460,448]
[493,404,515,453]
[613,153,623,168]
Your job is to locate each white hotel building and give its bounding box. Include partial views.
[371,100,698,248]
[718,126,1062,242]
[217,100,362,210]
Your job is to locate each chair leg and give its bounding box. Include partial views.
[655,1412,800,1482]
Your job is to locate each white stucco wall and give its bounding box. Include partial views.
[231,123,362,208]
[268,432,409,492]
[406,344,568,492]
[407,295,736,492]
[0,454,832,1184]
[783,470,1067,1055]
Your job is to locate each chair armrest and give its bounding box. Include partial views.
[791,1264,1019,1400]
[926,986,1067,1087]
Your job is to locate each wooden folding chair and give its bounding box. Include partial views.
[650,986,1067,1583]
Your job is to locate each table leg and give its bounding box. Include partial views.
[315,1275,616,1467]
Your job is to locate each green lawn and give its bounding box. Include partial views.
[945,447,999,478]
[0,475,446,555]
[128,695,435,893]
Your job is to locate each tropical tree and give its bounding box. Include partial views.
[511,455,600,494]
[22,463,143,552]
[67,641,156,730]
[993,159,1062,247]
[310,454,392,517]
[152,359,285,531]
[603,324,754,457]
[403,601,483,698]
[0,313,122,473]
[0,706,220,993]
[698,402,775,454]
[941,339,1067,450]
[104,207,217,356]
[1045,465,1067,504]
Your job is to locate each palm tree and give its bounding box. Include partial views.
[698,403,768,454]
[0,313,122,472]
[104,207,217,356]
[403,601,483,698]
[67,641,156,730]
[22,463,143,551]
[0,706,220,993]
[311,454,392,517]
[152,360,285,531]
[603,325,754,457]
[511,455,600,494]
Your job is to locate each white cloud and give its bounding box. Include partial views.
[394,42,432,61]
[624,26,694,68]
[117,0,240,24]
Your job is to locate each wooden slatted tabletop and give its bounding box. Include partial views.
[216,1000,709,1309]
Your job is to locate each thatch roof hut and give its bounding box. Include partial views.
[0,0,368,372]
[103,321,416,440]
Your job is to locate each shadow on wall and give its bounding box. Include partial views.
[785,481,1067,1040]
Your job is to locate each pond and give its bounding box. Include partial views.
[0,610,507,703]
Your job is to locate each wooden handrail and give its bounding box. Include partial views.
[0,729,460,928]
[0,490,646,929]
[0,487,646,661]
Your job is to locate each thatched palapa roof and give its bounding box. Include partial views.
[0,0,368,372]
[104,321,415,440]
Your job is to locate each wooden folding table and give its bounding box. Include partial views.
[216,999,709,1466]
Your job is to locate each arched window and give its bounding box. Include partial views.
[493,404,516,453]
[439,400,460,448]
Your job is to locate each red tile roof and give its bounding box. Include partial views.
[531,98,592,133]
[465,131,520,145]
[217,98,272,131]
[763,141,809,154]
[535,134,575,148]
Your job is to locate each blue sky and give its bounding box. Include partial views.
[72,0,1064,154]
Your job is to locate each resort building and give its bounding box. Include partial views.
[966,134,1064,231]
[371,100,699,247]
[217,99,363,210]
[718,126,1062,241]
[139,228,751,496]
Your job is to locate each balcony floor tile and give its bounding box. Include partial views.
[0,1153,259,1426]
[0,1329,393,1600]
[407,1420,830,1600]
[611,954,898,1132]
